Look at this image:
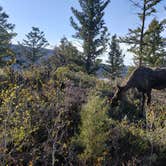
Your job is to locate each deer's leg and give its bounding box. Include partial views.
[139,92,146,118]
[141,92,145,112]
[147,89,152,105]
[143,93,145,109]
[142,92,147,118]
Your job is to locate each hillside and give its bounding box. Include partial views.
[0,66,165,165]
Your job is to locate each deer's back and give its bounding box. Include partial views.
[127,67,153,91]
[151,68,166,90]
[127,67,166,91]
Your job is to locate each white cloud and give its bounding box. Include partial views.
[71,40,83,52]
[120,43,134,66]
[99,43,134,66]
[53,38,134,66]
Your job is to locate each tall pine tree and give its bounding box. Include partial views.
[120,0,162,66]
[143,18,166,67]
[20,27,49,63]
[54,37,85,70]
[107,34,124,79]
[0,6,16,66]
[70,0,110,74]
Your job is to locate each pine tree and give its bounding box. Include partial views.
[0,6,16,66]
[55,37,84,67]
[70,0,110,74]
[107,35,124,79]
[20,27,49,63]
[143,18,166,67]
[120,0,162,66]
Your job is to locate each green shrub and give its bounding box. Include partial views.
[77,95,110,163]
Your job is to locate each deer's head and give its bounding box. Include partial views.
[111,85,124,107]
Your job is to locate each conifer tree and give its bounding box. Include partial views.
[107,35,124,79]
[120,0,162,66]
[70,0,110,74]
[143,18,166,66]
[55,37,84,66]
[21,27,49,63]
[0,6,16,66]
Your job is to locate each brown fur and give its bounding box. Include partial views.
[111,66,166,110]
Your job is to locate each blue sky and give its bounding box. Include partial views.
[0,0,165,65]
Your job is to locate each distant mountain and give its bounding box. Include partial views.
[96,64,129,80]
[121,66,129,77]
[10,44,54,69]
[10,44,129,77]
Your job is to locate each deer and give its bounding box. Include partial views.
[111,66,166,113]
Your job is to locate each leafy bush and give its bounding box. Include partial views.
[74,95,110,164]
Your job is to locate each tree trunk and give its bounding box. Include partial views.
[139,0,146,66]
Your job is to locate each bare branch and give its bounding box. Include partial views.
[129,0,143,9]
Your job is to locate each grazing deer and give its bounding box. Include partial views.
[111,66,166,112]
